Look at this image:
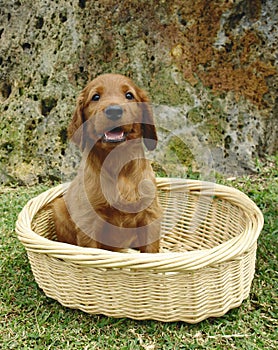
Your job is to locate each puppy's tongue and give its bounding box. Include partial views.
[104,128,125,142]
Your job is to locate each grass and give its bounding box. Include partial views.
[0,155,277,349]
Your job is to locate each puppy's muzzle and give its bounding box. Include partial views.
[103,105,126,143]
[105,105,123,121]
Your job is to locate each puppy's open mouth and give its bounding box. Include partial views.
[103,127,126,143]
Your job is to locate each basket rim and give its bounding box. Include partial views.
[15,178,264,271]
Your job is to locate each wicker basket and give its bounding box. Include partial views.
[16,178,263,323]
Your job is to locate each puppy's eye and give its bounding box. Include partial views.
[125,92,134,100]
[92,94,100,101]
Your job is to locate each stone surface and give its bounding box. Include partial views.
[0,0,277,184]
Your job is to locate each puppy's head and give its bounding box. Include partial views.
[68,74,157,151]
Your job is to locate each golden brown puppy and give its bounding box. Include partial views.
[51,73,162,252]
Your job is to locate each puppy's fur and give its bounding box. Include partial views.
[51,74,162,252]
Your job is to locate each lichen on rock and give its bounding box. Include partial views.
[0,0,277,184]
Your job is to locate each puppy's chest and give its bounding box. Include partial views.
[117,175,143,201]
[96,175,154,221]
[95,172,146,202]
[96,177,144,211]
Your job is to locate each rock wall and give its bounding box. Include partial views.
[0,0,277,184]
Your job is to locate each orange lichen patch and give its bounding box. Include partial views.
[166,1,276,107]
[197,31,276,105]
[170,1,232,64]
[199,65,274,105]
[238,31,261,63]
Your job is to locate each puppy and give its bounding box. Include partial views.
[51,73,162,252]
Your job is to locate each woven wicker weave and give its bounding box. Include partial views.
[16,178,263,323]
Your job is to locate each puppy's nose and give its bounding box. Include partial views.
[104,105,123,120]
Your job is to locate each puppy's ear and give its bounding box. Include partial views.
[67,92,86,149]
[137,88,158,151]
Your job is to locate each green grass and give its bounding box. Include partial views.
[1,156,277,349]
